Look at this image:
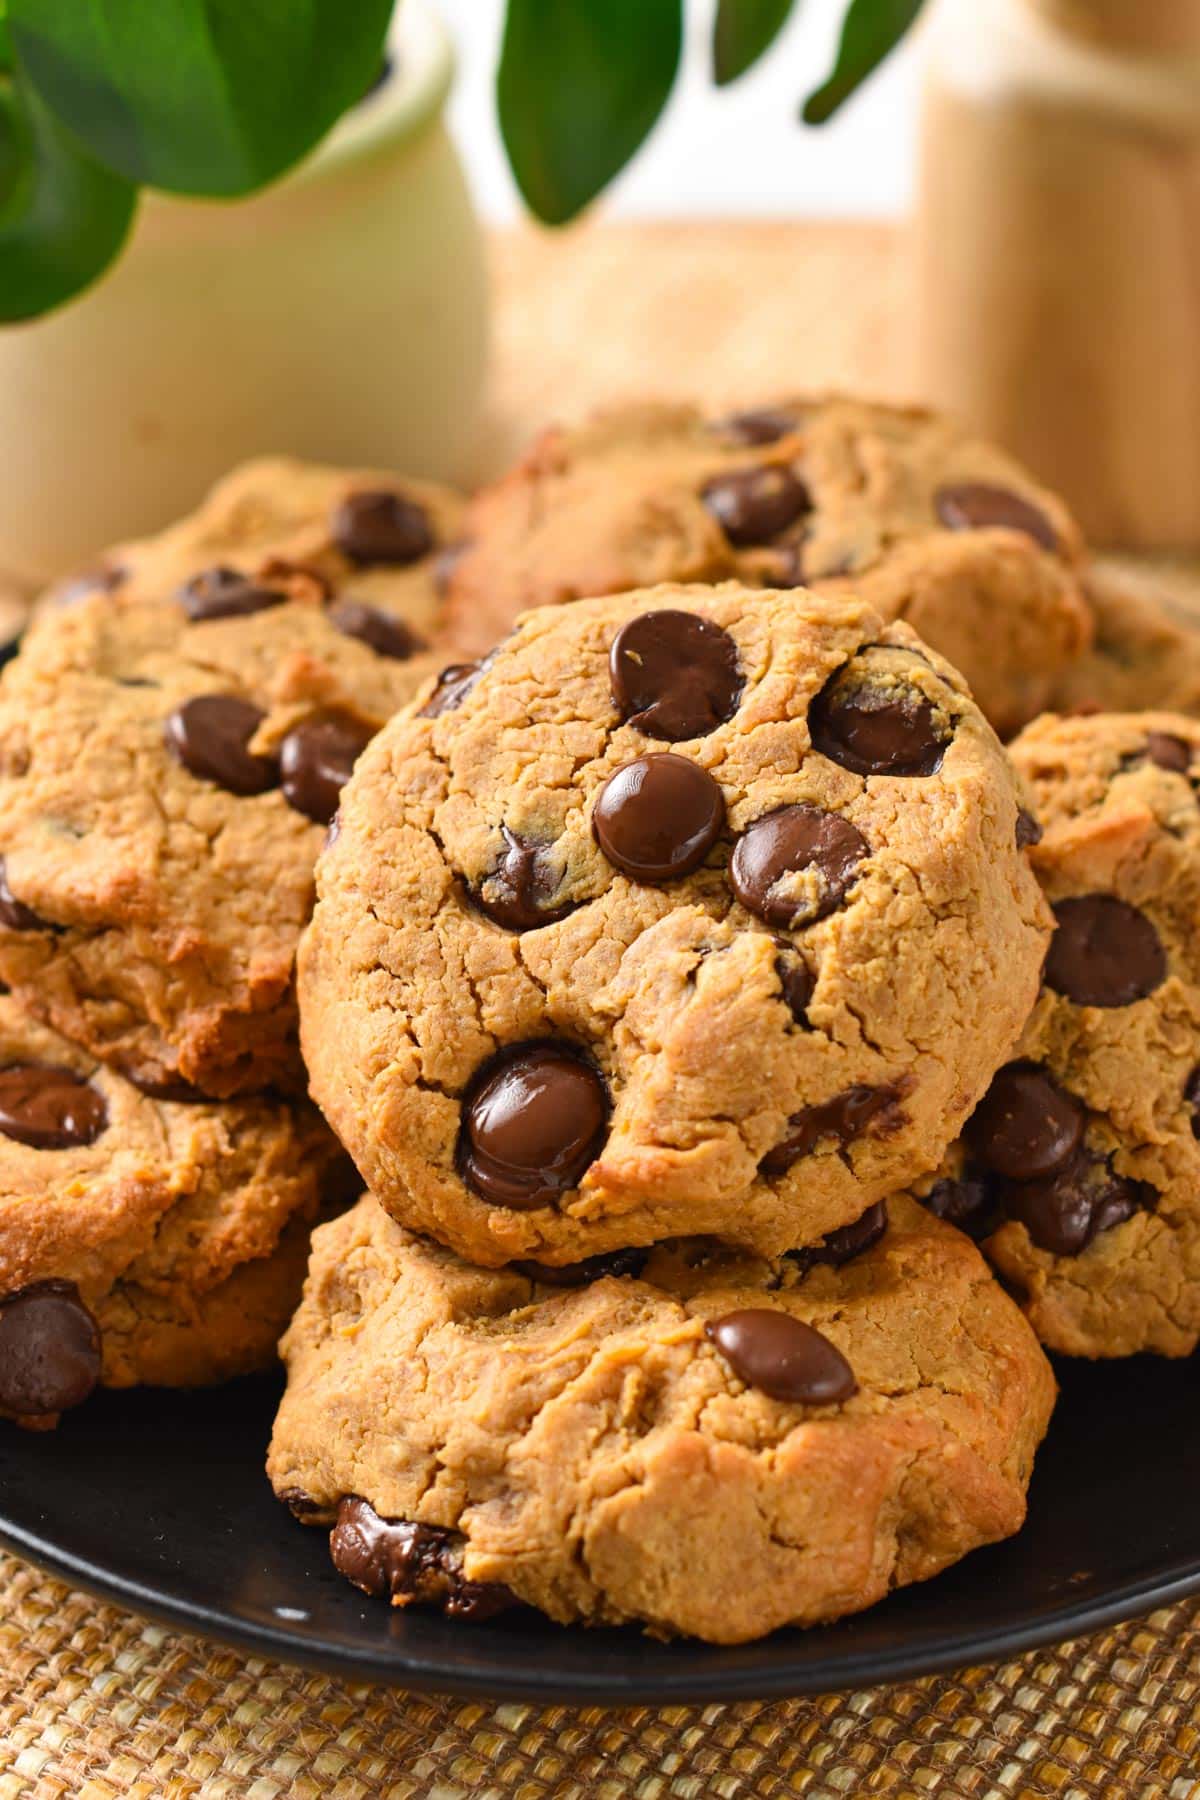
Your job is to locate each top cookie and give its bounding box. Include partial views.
[299,582,1051,1266]
[0,460,465,1097]
[918,709,1200,1358]
[446,398,1091,737]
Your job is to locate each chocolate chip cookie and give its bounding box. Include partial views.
[267,1191,1054,1643]
[0,995,345,1428]
[298,583,1051,1266]
[44,455,464,659]
[445,398,1091,736]
[917,710,1200,1357]
[0,532,454,1096]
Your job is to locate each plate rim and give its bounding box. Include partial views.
[4,1512,1199,1705]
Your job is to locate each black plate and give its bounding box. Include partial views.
[0,1353,1195,1704]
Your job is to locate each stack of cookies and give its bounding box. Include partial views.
[5,397,1200,1645]
[0,459,464,1424]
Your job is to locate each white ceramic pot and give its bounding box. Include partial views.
[0,0,487,587]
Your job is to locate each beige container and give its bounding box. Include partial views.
[916,0,1200,547]
[0,0,487,587]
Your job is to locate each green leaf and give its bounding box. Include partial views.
[499,0,683,226]
[802,0,925,124]
[7,0,393,198]
[714,0,797,86]
[0,68,136,321]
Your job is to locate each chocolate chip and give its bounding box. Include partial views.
[327,598,425,661]
[1187,1066,1200,1139]
[1016,808,1042,849]
[0,1063,108,1149]
[711,407,799,447]
[760,1082,906,1179]
[0,858,51,932]
[593,754,725,883]
[701,465,811,547]
[475,828,571,931]
[1044,895,1166,1007]
[512,1246,650,1287]
[332,491,433,566]
[786,1201,888,1274]
[458,1042,609,1210]
[129,1071,209,1104]
[1005,1152,1145,1257]
[809,665,948,778]
[921,1174,996,1241]
[731,805,868,928]
[279,711,373,825]
[330,1498,513,1620]
[0,1281,100,1417]
[419,662,482,718]
[609,610,742,741]
[178,566,286,623]
[277,1487,324,1519]
[934,482,1059,552]
[774,944,814,1025]
[1144,732,1192,773]
[966,1062,1084,1181]
[164,695,279,797]
[706,1309,857,1404]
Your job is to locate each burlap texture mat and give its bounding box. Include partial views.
[4,222,1200,1796]
[2,1550,1199,1797]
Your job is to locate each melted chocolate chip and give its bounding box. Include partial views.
[593,754,725,883]
[1044,895,1166,1008]
[1144,732,1192,773]
[1016,808,1043,849]
[809,665,948,778]
[328,598,425,661]
[279,712,373,824]
[1006,1152,1145,1257]
[712,407,799,447]
[277,1487,324,1519]
[787,1201,888,1274]
[419,662,482,719]
[760,1083,907,1179]
[164,696,278,796]
[934,482,1059,552]
[331,491,433,566]
[706,1309,857,1404]
[701,465,811,547]
[966,1062,1084,1181]
[921,1174,996,1241]
[458,1042,609,1210]
[609,610,742,741]
[330,1498,513,1620]
[0,858,51,932]
[731,805,868,928]
[774,944,815,1025]
[0,1281,101,1416]
[475,828,571,931]
[0,1064,107,1149]
[178,566,286,622]
[512,1246,650,1287]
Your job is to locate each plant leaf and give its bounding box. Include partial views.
[802,0,925,124]
[499,0,682,226]
[7,0,393,197]
[0,68,136,321]
[714,0,797,87]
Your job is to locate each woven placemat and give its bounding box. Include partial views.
[5,221,1200,1796]
[1,1550,1199,1797]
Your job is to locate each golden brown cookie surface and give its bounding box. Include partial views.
[299,583,1050,1266]
[267,1193,1055,1643]
[447,398,1090,737]
[918,710,1200,1357]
